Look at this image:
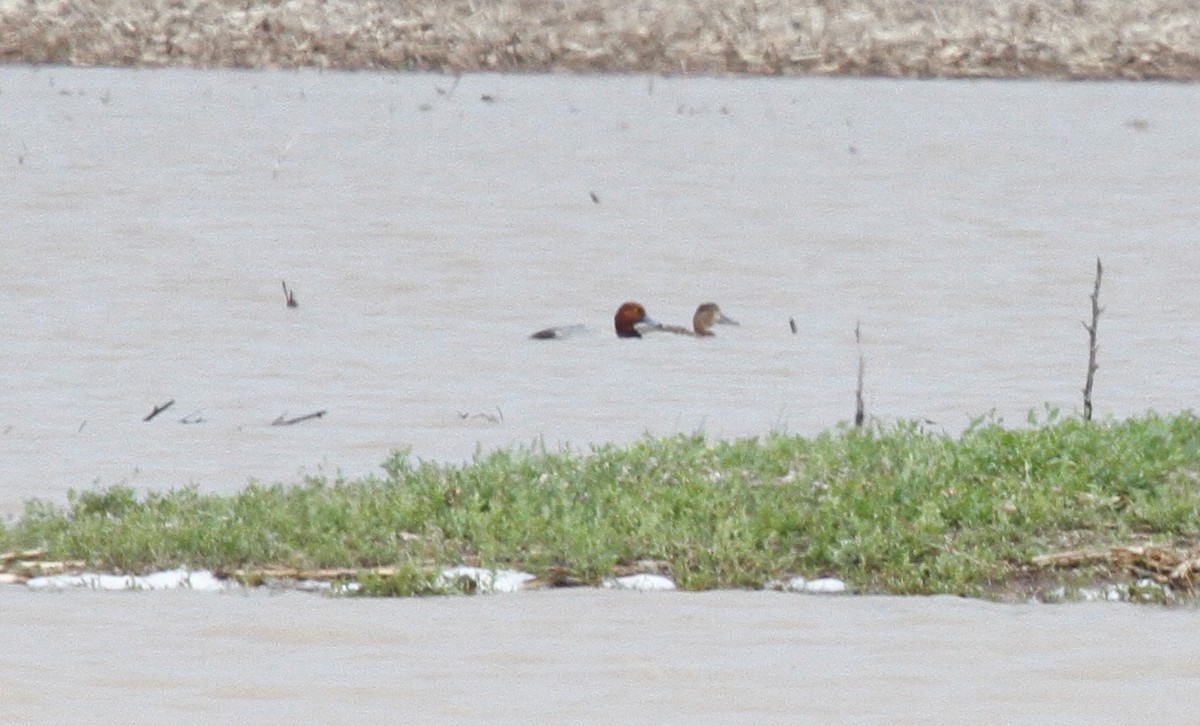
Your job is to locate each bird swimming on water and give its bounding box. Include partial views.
[530,301,661,340]
[613,301,660,338]
[656,302,739,337]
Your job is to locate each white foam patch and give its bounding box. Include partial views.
[602,573,677,591]
[25,568,229,592]
[771,576,848,594]
[437,566,537,593]
[14,566,841,597]
[802,577,848,593]
[1047,578,1173,603]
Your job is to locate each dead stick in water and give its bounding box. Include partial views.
[1082,257,1104,422]
[144,399,175,422]
[282,280,298,308]
[457,406,504,423]
[854,321,865,428]
[272,410,326,426]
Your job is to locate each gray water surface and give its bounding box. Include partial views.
[4,68,1198,511]
[5,587,1199,724]
[3,68,1199,723]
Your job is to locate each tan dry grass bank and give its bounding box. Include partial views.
[1,0,1198,79]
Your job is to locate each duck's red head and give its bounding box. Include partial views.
[614,301,658,338]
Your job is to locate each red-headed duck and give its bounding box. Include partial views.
[658,302,738,337]
[530,301,660,340]
[613,301,659,338]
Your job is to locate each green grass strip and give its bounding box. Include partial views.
[5,410,1200,597]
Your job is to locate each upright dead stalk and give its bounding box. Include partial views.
[854,321,865,428]
[1082,257,1103,422]
[282,280,298,308]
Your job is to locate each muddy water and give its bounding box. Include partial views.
[5,587,1200,723]
[3,68,1200,720]
[4,68,1199,511]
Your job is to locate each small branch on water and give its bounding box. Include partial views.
[789,317,798,334]
[1082,257,1104,422]
[458,406,504,424]
[854,321,866,428]
[435,75,462,98]
[271,410,326,426]
[282,280,298,308]
[272,131,300,180]
[143,399,175,422]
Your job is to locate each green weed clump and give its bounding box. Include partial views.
[4,411,1200,597]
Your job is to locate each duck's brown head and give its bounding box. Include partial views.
[614,301,658,338]
[692,302,738,336]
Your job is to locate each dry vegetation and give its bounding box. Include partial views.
[0,0,1197,79]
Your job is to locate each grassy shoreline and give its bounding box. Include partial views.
[3,0,1200,80]
[4,410,1200,600]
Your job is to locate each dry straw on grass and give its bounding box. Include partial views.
[1,0,1198,79]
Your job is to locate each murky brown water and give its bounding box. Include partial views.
[5,587,1200,723]
[4,67,1200,719]
[5,67,1199,511]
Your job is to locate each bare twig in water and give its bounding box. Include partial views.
[272,410,326,426]
[1082,257,1104,422]
[854,321,866,428]
[589,191,600,204]
[282,280,298,308]
[144,399,175,422]
[272,131,300,179]
[789,317,797,334]
[458,406,504,423]
[436,75,462,98]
